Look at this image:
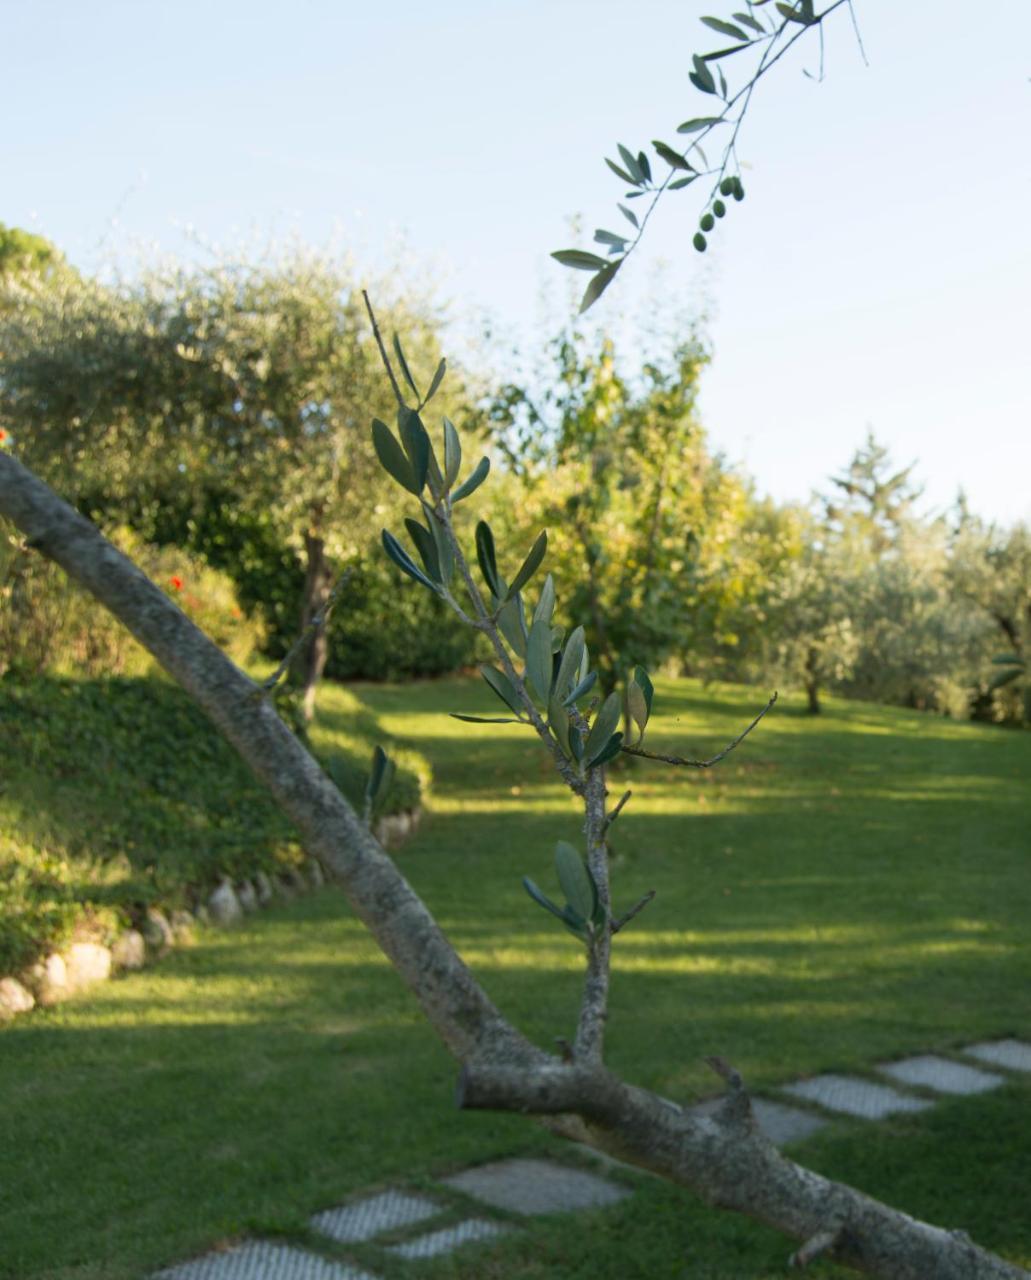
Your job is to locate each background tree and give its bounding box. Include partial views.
[948,512,1031,724]
[755,504,859,714]
[0,223,70,285]
[0,248,464,715]
[485,327,769,690]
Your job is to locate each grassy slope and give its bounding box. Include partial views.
[0,676,1028,1279]
[0,674,421,972]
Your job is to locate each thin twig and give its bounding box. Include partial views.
[613,0,852,276]
[705,1054,744,1092]
[603,788,632,833]
[790,1226,844,1269]
[846,0,869,66]
[255,567,354,698]
[621,692,777,768]
[361,289,406,409]
[610,890,655,935]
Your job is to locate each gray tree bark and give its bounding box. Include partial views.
[0,449,1025,1280]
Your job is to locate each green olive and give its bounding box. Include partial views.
[693,232,707,252]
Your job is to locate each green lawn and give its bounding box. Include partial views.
[1,675,1029,1279]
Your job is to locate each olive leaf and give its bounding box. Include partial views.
[452,456,490,503]
[584,692,621,766]
[371,419,419,494]
[480,664,524,716]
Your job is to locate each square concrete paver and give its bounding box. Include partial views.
[386,1219,510,1259]
[311,1190,440,1244]
[961,1039,1031,1074]
[153,1241,377,1280]
[781,1075,933,1120]
[443,1158,630,1215]
[691,1096,827,1147]
[876,1055,1004,1096]
[751,1098,829,1145]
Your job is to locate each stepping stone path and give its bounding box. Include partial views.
[150,1039,1031,1278]
[962,1038,1031,1073]
[443,1156,630,1215]
[386,1219,509,1259]
[782,1074,934,1119]
[876,1054,1004,1095]
[155,1241,376,1279]
[310,1191,439,1244]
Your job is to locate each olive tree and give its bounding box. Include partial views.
[0,250,454,718]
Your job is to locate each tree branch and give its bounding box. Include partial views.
[457,1060,1028,1280]
[622,692,777,768]
[610,890,655,935]
[574,766,612,1062]
[361,288,405,409]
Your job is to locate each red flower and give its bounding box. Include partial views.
[169,575,183,591]
[0,429,8,443]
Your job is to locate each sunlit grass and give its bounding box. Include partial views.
[2,674,1030,1278]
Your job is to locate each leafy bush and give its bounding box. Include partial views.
[324,554,485,681]
[0,524,264,679]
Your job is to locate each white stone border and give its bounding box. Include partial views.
[0,809,422,1023]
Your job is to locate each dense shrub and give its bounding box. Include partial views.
[325,555,484,682]
[0,524,264,679]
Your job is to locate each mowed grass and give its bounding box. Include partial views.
[1,676,1029,1279]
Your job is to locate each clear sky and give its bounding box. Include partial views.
[4,1,1029,523]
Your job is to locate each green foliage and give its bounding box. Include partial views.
[752,440,993,718]
[0,223,69,284]
[322,553,482,682]
[485,328,770,686]
[364,745,397,818]
[947,512,1031,724]
[523,840,604,943]
[0,249,464,696]
[0,523,264,680]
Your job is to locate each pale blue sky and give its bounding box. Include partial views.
[4,1,1029,522]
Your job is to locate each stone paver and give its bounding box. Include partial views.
[876,1055,1004,1096]
[443,1157,630,1215]
[781,1075,933,1120]
[386,1219,510,1259]
[692,1096,828,1146]
[751,1097,829,1145]
[310,1189,440,1244]
[153,1241,377,1280]
[961,1039,1031,1073]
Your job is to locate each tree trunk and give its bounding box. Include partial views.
[804,646,821,715]
[292,530,333,722]
[2,451,1027,1280]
